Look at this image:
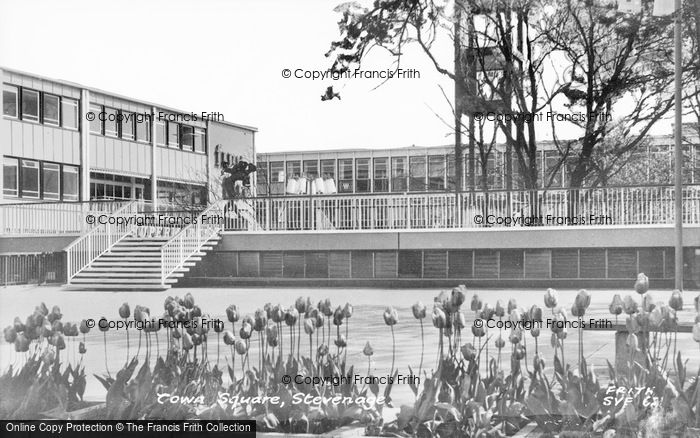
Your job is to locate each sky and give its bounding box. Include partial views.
[0,0,458,152]
[0,0,678,154]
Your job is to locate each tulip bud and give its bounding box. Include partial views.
[480,303,495,321]
[509,328,522,344]
[343,303,353,319]
[634,273,649,295]
[304,318,315,335]
[183,292,195,309]
[48,306,62,323]
[383,307,398,326]
[172,328,181,339]
[669,290,683,311]
[54,333,66,350]
[192,333,202,346]
[363,341,374,356]
[648,307,664,329]
[495,300,505,318]
[119,303,130,319]
[575,289,591,312]
[513,345,526,360]
[79,341,86,354]
[213,319,224,333]
[320,299,333,317]
[451,288,466,310]
[531,326,540,338]
[609,294,623,316]
[226,305,239,323]
[622,295,638,315]
[315,314,324,328]
[626,333,638,350]
[529,305,543,323]
[507,299,517,314]
[253,309,267,332]
[333,306,345,326]
[544,288,558,309]
[98,317,109,332]
[234,339,247,355]
[461,343,476,361]
[472,324,485,338]
[571,303,585,318]
[272,305,285,323]
[432,307,447,329]
[79,319,90,334]
[412,302,427,319]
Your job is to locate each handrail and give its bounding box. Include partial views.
[160,200,225,285]
[64,200,143,282]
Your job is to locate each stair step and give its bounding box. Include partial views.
[83,267,190,272]
[75,272,185,278]
[64,284,172,291]
[98,255,204,261]
[91,261,197,267]
[70,277,179,284]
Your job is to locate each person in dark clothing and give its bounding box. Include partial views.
[221,161,235,199]
[229,160,257,197]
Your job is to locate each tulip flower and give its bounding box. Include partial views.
[363,341,374,356]
[609,294,623,316]
[513,345,526,360]
[295,296,309,314]
[383,307,398,326]
[544,289,558,309]
[432,307,447,329]
[455,312,466,330]
[343,303,353,319]
[304,318,315,335]
[284,308,298,327]
[14,333,29,352]
[451,288,466,310]
[79,319,90,334]
[48,306,62,323]
[119,302,130,319]
[320,299,333,317]
[54,333,66,350]
[642,294,655,312]
[461,343,476,361]
[472,324,485,338]
[239,322,253,340]
[575,289,591,311]
[507,299,517,315]
[226,305,240,323]
[266,323,278,342]
[634,273,649,295]
[333,306,345,326]
[412,302,427,319]
[531,326,540,338]
[649,307,664,329]
[669,290,683,311]
[234,338,247,355]
[533,353,545,373]
[495,336,505,349]
[183,293,195,309]
[191,305,202,318]
[223,330,235,346]
[480,303,495,321]
[317,344,329,356]
[272,305,285,323]
[334,335,347,348]
[509,308,522,323]
[695,295,700,313]
[627,333,639,350]
[13,317,25,333]
[571,302,585,318]
[253,309,267,332]
[529,305,542,323]
[509,328,522,344]
[495,300,505,318]
[79,341,86,355]
[622,295,638,314]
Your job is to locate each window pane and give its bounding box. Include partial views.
[194,128,206,152]
[43,94,60,125]
[257,162,269,195]
[156,121,166,145]
[3,157,18,196]
[269,161,285,194]
[90,104,102,134]
[42,162,60,200]
[428,155,445,190]
[303,160,319,179]
[63,165,79,201]
[391,157,407,192]
[61,98,78,129]
[321,159,336,179]
[136,115,150,142]
[286,161,301,178]
[338,159,353,193]
[168,122,179,147]
[374,158,388,192]
[21,159,39,198]
[181,125,194,151]
[356,158,370,192]
[409,156,426,191]
[21,89,39,121]
[121,111,135,140]
[3,85,18,117]
[104,107,118,137]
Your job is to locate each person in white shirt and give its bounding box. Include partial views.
[323,173,337,194]
[286,175,298,194]
[297,173,308,195]
[313,175,325,195]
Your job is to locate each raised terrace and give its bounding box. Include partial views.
[2,184,700,289]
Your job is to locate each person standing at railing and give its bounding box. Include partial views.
[286,175,299,194]
[323,173,337,194]
[297,173,308,195]
[221,161,235,199]
[312,174,325,195]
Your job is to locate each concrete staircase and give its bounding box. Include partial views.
[64,233,220,291]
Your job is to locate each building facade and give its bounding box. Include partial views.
[1,67,256,206]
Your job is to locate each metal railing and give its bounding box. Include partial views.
[160,200,225,285]
[0,200,131,235]
[64,200,144,282]
[222,185,700,231]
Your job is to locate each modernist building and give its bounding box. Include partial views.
[1,67,256,207]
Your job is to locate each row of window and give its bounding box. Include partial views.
[3,156,79,201]
[3,84,79,130]
[88,104,206,153]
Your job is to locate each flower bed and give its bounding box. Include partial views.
[2,277,700,436]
